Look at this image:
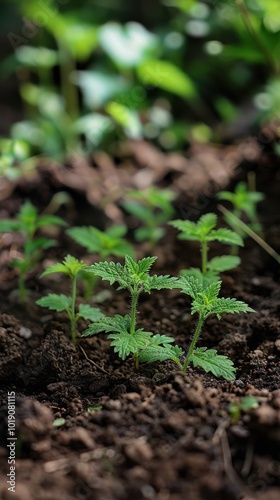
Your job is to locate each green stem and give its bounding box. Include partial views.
[235,0,279,75]
[182,314,204,372]
[130,290,139,369]
[83,273,99,302]
[57,40,79,121]
[70,274,78,343]
[201,240,208,275]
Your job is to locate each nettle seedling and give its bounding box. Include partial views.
[0,201,66,302]
[66,225,134,300]
[36,255,104,343]
[170,213,243,285]
[217,181,265,249]
[228,396,259,424]
[122,187,176,247]
[133,276,254,380]
[82,255,180,369]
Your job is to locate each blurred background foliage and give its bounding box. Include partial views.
[0,0,280,167]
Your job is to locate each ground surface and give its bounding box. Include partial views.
[0,138,279,500]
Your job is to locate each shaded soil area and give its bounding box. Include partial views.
[0,138,280,500]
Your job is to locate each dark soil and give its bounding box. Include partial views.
[0,138,279,500]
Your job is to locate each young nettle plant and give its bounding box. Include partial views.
[122,187,176,248]
[66,225,134,300]
[140,277,254,380]
[36,255,104,343]
[0,201,66,302]
[217,181,265,251]
[82,255,180,369]
[170,213,243,285]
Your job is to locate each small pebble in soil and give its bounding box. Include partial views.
[19,326,32,339]
[275,339,280,351]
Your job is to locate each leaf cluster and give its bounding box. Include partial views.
[178,276,254,320]
[66,224,134,259]
[170,213,243,247]
[0,201,65,237]
[85,255,178,293]
[122,187,176,245]
[36,255,104,337]
[217,182,265,221]
[170,213,243,284]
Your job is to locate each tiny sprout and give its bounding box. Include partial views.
[170,213,243,285]
[36,255,104,343]
[0,201,66,302]
[122,187,176,248]
[82,255,180,369]
[228,396,259,423]
[217,181,265,250]
[53,418,66,427]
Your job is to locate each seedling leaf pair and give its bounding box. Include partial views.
[170,213,243,284]
[0,201,66,302]
[67,225,134,258]
[36,255,103,343]
[122,187,176,247]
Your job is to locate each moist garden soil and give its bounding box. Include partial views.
[0,138,280,500]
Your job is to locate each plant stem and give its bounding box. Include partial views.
[70,274,78,343]
[130,289,139,369]
[182,314,204,372]
[201,240,207,274]
[235,0,279,75]
[57,40,79,122]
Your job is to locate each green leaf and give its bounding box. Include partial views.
[240,396,259,411]
[137,60,196,98]
[78,304,104,322]
[207,228,244,246]
[67,226,104,253]
[106,101,142,139]
[180,267,219,286]
[87,260,128,287]
[139,342,183,363]
[206,298,255,318]
[169,219,199,240]
[108,329,152,360]
[135,227,165,243]
[143,275,178,292]
[0,220,22,232]
[207,255,241,273]
[106,225,127,239]
[36,215,67,229]
[203,281,222,302]
[82,314,131,337]
[191,347,236,380]
[178,276,203,299]
[137,256,158,275]
[36,294,71,312]
[40,262,70,278]
[139,333,183,363]
[18,201,37,221]
[122,200,151,222]
[41,254,86,278]
[197,213,217,234]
